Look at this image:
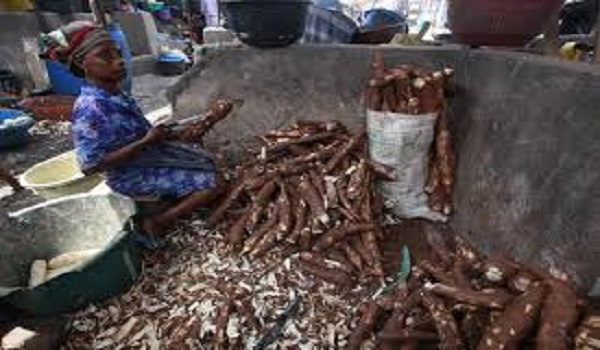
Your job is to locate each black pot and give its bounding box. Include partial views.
[221,0,311,48]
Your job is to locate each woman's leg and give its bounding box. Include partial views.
[142,189,215,234]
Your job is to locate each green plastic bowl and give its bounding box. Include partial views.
[0,193,142,316]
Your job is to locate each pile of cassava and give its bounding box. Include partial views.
[209,120,394,282]
[348,229,588,350]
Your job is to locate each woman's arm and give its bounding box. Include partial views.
[83,125,170,175]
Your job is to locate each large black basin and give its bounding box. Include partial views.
[221,0,311,48]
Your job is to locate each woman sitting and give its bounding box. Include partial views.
[45,22,219,236]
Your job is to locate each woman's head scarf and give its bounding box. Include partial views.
[40,21,114,78]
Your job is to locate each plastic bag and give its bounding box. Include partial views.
[367,109,446,221]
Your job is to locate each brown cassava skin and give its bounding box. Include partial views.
[215,300,234,347]
[451,256,472,289]
[507,269,539,294]
[324,127,366,174]
[327,249,355,274]
[575,312,600,350]
[336,176,358,219]
[298,223,313,251]
[298,260,352,287]
[275,180,293,238]
[382,81,399,112]
[298,176,328,225]
[425,155,440,194]
[313,224,373,252]
[263,128,307,140]
[247,179,278,231]
[250,191,288,257]
[424,227,454,269]
[379,289,425,338]
[226,210,253,250]
[341,243,364,273]
[428,183,445,213]
[413,78,442,114]
[372,51,385,79]
[286,199,307,244]
[167,317,202,349]
[286,143,312,156]
[480,255,520,285]
[476,283,547,350]
[442,68,456,97]
[460,307,491,349]
[433,109,455,214]
[241,204,279,255]
[300,252,354,275]
[250,227,279,258]
[266,131,339,154]
[536,279,579,350]
[364,159,396,181]
[376,284,409,311]
[324,176,339,209]
[367,85,384,111]
[350,235,375,271]
[429,283,514,310]
[419,260,455,286]
[308,169,327,202]
[346,301,385,350]
[436,129,454,189]
[421,292,464,350]
[208,180,247,226]
[454,235,484,266]
[378,329,439,342]
[347,161,367,200]
[361,230,384,277]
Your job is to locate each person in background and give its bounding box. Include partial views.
[200,0,219,27]
[301,0,358,44]
[42,22,220,238]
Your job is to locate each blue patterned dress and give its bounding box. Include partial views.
[72,84,216,198]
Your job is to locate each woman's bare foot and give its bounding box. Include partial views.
[141,217,164,236]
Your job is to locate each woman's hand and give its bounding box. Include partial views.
[141,125,171,145]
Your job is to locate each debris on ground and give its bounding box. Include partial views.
[62,222,369,349]
[29,120,71,137]
[576,307,600,349]
[2,326,37,349]
[18,95,76,122]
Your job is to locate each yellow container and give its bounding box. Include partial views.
[0,0,33,11]
[20,151,104,200]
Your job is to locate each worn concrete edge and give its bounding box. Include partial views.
[167,44,600,106]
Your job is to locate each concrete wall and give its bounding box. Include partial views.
[170,44,600,288]
[114,12,159,56]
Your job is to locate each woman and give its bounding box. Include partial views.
[47,22,218,235]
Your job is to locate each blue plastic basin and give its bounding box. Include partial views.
[0,109,35,149]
